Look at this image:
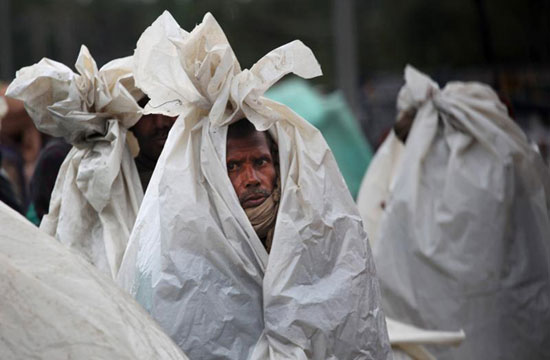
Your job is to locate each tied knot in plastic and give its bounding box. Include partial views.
[6,45,143,146]
[135,12,322,132]
[397,65,440,115]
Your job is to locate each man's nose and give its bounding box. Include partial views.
[243,165,260,188]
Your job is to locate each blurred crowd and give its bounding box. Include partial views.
[0,83,66,221]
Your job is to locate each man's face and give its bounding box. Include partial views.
[132,113,176,160]
[226,131,277,209]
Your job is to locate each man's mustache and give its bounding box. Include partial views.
[239,188,270,204]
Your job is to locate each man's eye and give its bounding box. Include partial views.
[227,162,238,171]
[255,157,271,166]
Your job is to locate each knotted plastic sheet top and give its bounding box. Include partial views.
[7,46,144,278]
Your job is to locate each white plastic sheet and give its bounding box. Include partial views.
[118,11,392,360]
[0,200,188,360]
[6,46,144,278]
[370,66,550,359]
[356,130,404,246]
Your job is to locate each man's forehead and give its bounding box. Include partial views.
[226,131,271,156]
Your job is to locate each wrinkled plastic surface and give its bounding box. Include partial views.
[371,66,550,360]
[6,46,144,278]
[0,200,189,360]
[118,11,392,360]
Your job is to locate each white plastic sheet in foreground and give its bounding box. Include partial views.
[0,200,188,360]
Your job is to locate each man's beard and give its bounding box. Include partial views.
[242,178,280,253]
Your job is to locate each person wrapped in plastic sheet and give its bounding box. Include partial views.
[358,66,550,360]
[118,11,392,360]
[7,47,145,278]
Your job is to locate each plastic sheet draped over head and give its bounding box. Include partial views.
[6,46,144,279]
[0,201,189,360]
[368,65,550,360]
[118,11,391,360]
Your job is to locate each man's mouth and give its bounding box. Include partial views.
[241,193,268,208]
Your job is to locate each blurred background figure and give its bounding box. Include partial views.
[1,83,70,224]
[26,138,71,225]
[131,96,177,191]
[0,93,24,214]
[357,66,550,360]
[0,84,42,212]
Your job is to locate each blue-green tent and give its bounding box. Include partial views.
[267,79,373,198]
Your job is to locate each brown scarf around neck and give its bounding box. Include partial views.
[244,178,280,253]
